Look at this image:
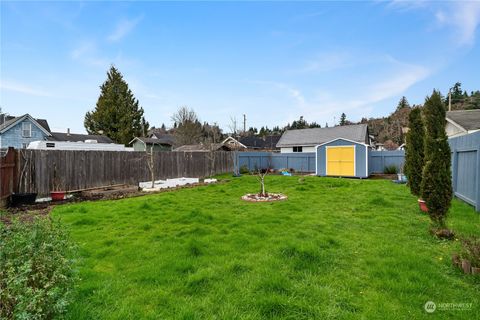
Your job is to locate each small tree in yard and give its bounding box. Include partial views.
[145,144,156,188]
[420,90,452,227]
[257,168,269,196]
[404,107,424,196]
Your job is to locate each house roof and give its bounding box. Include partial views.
[49,132,114,143]
[222,136,247,149]
[174,143,231,152]
[36,119,51,132]
[0,114,52,136]
[239,135,281,149]
[276,124,368,147]
[446,110,480,131]
[129,136,174,146]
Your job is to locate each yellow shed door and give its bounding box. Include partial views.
[326,146,355,176]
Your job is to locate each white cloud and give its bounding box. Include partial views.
[107,16,143,42]
[300,51,353,73]
[438,1,480,46]
[386,0,429,11]
[249,80,306,106]
[70,41,108,67]
[365,64,430,103]
[251,57,431,126]
[0,80,52,97]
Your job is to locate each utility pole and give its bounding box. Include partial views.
[243,114,246,134]
[448,89,452,111]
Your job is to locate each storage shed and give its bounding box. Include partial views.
[315,138,369,178]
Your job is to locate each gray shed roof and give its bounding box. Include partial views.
[447,110,480,131]
[276,124,368,147]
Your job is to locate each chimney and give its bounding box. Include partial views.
[67,128,70,136]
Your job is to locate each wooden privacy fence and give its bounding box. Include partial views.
[449,131,480,212]
[15,150,234,197]
[0,148,19,205]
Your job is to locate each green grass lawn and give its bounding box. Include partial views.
[52,175,480,319]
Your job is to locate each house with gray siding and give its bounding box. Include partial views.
[276,123,371,153]
[446,110,480,138]
[0,114,52,149]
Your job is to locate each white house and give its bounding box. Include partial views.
[276,124,371,153]
[446,110,480,138]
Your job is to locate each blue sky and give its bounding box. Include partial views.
[1,1,479,134]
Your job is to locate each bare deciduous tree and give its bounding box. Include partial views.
[204,122,221,177]
[171,106,202,146]
[254,157,271,196]
[145,144,155,188]
[228,116,238,137]
[257,169,268,196]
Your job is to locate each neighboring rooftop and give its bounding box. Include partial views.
[49,132,114,143]
[276,123,369,147]
[239,135,281,149]
[447,110,480,131]
[130,136,175,146]
[174,143,232,152]
[0,114,51,133]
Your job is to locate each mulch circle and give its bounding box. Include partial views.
[241,193,287,202]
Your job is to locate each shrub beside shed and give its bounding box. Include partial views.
[315,138,369,178]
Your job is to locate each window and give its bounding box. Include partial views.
[293,146,303,152]
[22,122,32,138]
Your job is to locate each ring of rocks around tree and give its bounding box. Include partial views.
[241,193,287,202]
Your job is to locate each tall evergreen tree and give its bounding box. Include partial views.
[396,96,410,110]
[404,107,424,196]
[340,113,347,126]
[84,66,148,145]
[420,90,452,227]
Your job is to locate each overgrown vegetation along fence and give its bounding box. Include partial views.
[7,149,233,198]
[238,152,316,172]
[449,131,480,212]
[368,150,406,174]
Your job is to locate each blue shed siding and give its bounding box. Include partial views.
[0,118,49,149]
[316,139,368,178]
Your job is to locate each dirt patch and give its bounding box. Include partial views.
[1,205,52,225]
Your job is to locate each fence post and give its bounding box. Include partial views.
[476,147,480,212]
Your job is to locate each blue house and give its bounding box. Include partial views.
[0,114,52,149]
